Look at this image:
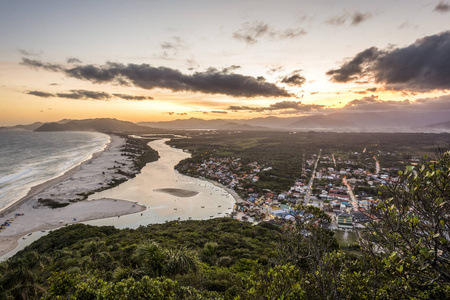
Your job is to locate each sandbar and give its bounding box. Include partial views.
[154,188,199,197]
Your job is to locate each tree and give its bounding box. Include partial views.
[360,150,450,298]
[240,264,305,300]
[200,242,218,266]
[165,246,198,276]
[134,241,166,277]
[278,205,338,268]
[0,251,48,299]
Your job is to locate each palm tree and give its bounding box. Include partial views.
[200,242,218,266]
[165,246,198,276]
[134,241,166,277]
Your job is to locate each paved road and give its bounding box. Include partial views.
[342,176,358,211]
[303,149,322,203]
[374,156,380,174]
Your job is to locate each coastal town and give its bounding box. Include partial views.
[177,147,420,231]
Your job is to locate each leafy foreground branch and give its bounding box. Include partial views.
[1,152,449,299]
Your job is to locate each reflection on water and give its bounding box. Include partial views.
[86,139,235,229]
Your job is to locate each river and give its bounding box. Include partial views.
[85,138,235,228]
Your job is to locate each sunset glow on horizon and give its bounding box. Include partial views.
[1,0,450,125]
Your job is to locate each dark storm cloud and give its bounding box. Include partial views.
[56,90,111,100]
[326,11,372,26]
[211,110,228,114]
[353,87,378,95]
[280,70,306,87]
[434,1,450,12]
[27,89,154,102]
[221,65,241,73]
[326,47,380,82]
[67,57,82,64]
[27,91,54,98]
[233,21,306,45]
[21,58,62,72]
[228,101,323,113]
[351,12,372,26]
[21,58,291,98]
[113,94,153,100]
[326,31,450,92]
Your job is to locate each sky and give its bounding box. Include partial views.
[1,0,450,125]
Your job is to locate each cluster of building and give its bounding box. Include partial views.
[181,150,406,230]
[181,156,271,190]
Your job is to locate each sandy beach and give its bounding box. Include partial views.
[0,198,144,257]
[0,135,146,257]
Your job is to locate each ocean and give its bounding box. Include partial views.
[0,131,110,211]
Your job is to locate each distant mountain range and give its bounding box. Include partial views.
[2,111,450,133]
[426,120,450,129]
[33,118,163,133]
[138,111,450,132]
[0,122,44,131]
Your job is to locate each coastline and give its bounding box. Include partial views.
[0,134,111,217]
[205,178,243,204]
[0,134,150,258]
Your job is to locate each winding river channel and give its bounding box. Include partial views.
[86,138,235,228]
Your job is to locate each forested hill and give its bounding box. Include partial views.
[34,118,164,133]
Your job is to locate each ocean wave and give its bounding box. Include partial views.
[0,168,33,185]
[0,132,110,211]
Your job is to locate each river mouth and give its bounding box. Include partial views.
[154,188,199,198]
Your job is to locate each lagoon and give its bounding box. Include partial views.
[86,138,235,228]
